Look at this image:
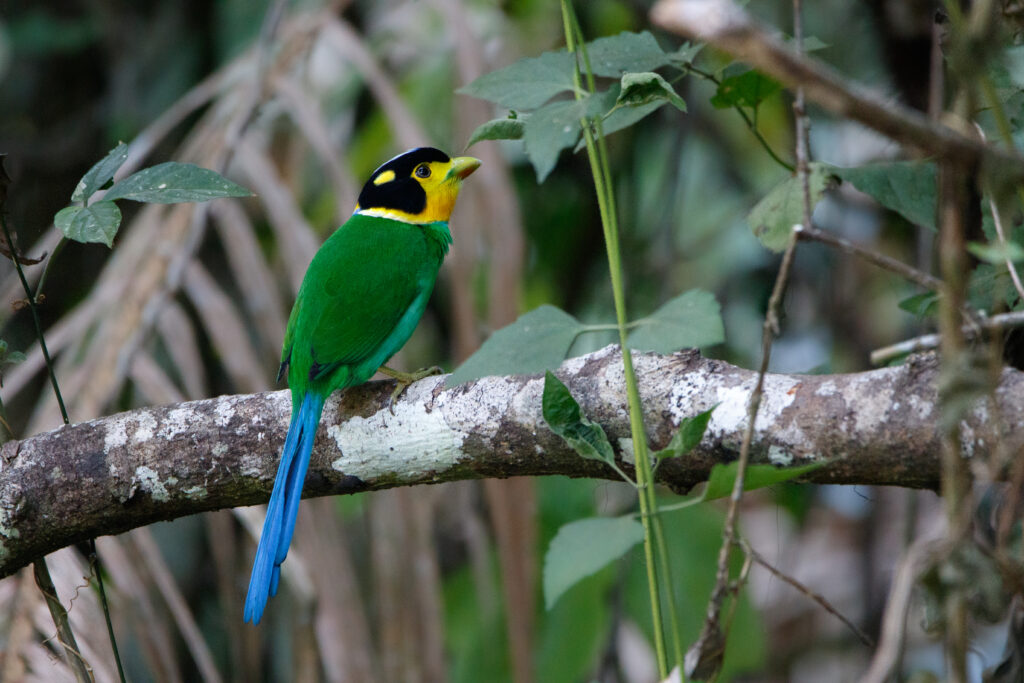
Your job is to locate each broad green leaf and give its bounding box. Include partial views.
[586,30,672,77]
[72,142,128,203]
[898,292,939,318]
[542,371,616,467]
[466,117,524,148]
[654,406,716,460]
[831,161,936,230]
[457,50,576,109]
[748,162,830,252]
[968,240,1024,264]
[628,289,724,353]
[710,70,782,109]
[446,305,583,387]
[544,515,644,609]
[614,72,686,112]
[104,162,252,203]
[702,461,823,501]
[54,201,122,247]
[523,92,611,181]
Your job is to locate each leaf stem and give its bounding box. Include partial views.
[561,2,672,676]
[687,65,796,173]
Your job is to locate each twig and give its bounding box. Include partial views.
[860,539,944,683]
[797,225,943,292]
[33,561,94,683]
[689,6,810,678]
[650,0,1024,182]
[739,539,874,647]
[870,310,1024,364]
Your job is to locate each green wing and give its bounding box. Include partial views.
[285,214,445,392]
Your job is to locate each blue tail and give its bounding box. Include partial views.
[244,391,326,624]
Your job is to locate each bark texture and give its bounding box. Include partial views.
[0,345,1018,578]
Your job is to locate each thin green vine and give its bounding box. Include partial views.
[1,203,127,683]
[560,1,679,676]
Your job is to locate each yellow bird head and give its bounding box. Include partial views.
[355,147,481,224]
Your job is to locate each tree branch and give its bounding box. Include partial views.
[1,345,1021,579]
[650,0,1024,182]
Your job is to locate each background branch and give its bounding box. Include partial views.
[650,0,1024,181]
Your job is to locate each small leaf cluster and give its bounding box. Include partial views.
[53,143,253,248]
[460,31,698,181]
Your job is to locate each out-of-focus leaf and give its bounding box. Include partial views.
[615,72,687,112]
[968,240,1024,264]
[831,161,937,230]
[72,142,128,202]
[542,371,616,467]
[543,515,644,609]
[898,292,939,318]
[748,162,830,252]
[710,70,781,109]
[104,162,253,203]
[628,289,724,353]
[667,42,704,66]
[702,461,823,501]
[446,305,583,387]
[457,50,576,109]
[54,201,122,247]
[654,406,716,460]
[466,118,524,148]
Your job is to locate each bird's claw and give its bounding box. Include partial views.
[380,366,444,415]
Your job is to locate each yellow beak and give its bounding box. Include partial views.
[448,156,482,181]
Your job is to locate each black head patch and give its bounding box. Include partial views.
[356,147,451,214]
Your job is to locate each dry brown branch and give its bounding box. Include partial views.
[649,0,1024,182]
[0,345,1021,581]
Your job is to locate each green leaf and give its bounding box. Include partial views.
[710,70,782,109]
[748,162,831,252]
[898,292,939,318]
[457,50,576,109]
[702,461,823,501]
[614,72,687,112]
[542,371,616,467]
[586,30,673,77]
[968,240,1024,264]
[72,142,128,203]
[523,92,611,181]
[831,161,937,230]
[466,117,525,148]
[654,406,716,460]
[628,289,724,353]
[544,515,644,609]
[446,305,583,387]
[458,31,675,110]
[54,201,122,247]
[104,162,253,204]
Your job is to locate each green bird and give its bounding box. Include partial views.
[245,147,480,624]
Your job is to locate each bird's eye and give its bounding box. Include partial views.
[414,164,431,178]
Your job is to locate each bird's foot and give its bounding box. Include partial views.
[379,365,443,414]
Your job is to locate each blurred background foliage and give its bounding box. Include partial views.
[0,0,1002,681]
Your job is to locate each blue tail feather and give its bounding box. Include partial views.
[244,392,326,624]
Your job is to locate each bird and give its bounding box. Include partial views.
[244,147,481,624]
